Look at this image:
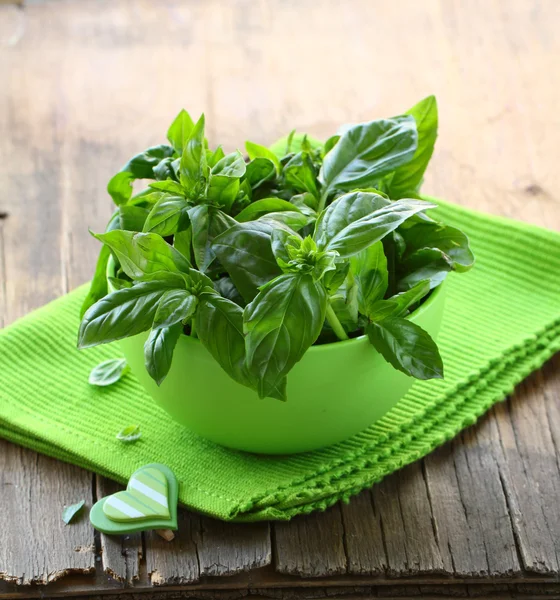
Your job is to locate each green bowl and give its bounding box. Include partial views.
[108,261,446,454]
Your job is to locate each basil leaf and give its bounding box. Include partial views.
[143,195,191,236]
[318,197,436,258]
[149,180,185,196]
[368,280,431,321]
[329,278,359,332]
[206,151,246,211]
[350,241,388,314]
[207,177,240,211]
[207,146,226,168]
[119,204,150,231]
[108,276,132,291]
[80,210,121,318]
[212,151,246,178]
[398,248,453,291]
[167,109,195,154]
[189,205,236,272]
[78,280,180,348]
[212,221,282,302]
[388,96,438,198]
[173,228,192,260]
[259,211,309,230]
[153,289,197,329]
[269,133,322,158]
[62,500,85,525]
[116,424,141,443]
[386,280,431,316]
[283,152,319,197]
[401,221,474,272]
[88,358,129,387]
[323,261,350,294]
[315,191,390,246]
[213,277,245,306]
[235,198,302,222]
[107,172,134,206]
[245,141,281,174]
[366,317,443,380]
[318,116,418,195]
[195,293,255,390]
[323,134,340,156]
[244,273,327,399]
[180,115,208,196]
[244,157,276,188]
[94,230,191,280]
[144,323,182,385]
[291,192,319,215]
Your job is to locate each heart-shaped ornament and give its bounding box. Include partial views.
[90,463,178,535]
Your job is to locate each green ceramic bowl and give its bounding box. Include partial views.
[108,260,446,454]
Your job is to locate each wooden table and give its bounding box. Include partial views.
[1,1,559,598]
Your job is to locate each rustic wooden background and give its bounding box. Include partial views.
[0,0,559,598]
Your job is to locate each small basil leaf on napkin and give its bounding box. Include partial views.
[116,425,142,443]
[62,500,85,525]
[89,358,129,387]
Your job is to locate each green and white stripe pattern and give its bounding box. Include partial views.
[103,466,170,522]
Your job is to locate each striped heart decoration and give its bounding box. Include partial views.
[103,466,170,522]
[89,463,179,535]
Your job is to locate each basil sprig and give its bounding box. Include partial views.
[80,97,474,399]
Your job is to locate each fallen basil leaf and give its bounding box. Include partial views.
[88,358,129,387]
[62,500,85,525]
[116,425,142,443]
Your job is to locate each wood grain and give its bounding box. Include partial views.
[0,0,559,593]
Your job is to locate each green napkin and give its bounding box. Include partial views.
[1,199,559,522]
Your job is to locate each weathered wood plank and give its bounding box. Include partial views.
[340,489,387,576]
[370,463,445,576]
[0,29,97,580]
[274,505,347,577]
[145,510,200,586]
[454,423,521,576]
[423,443,489,577]
[490,372,560,573]
[95,479,141,584]
[0,442,95,585]
[196,518,271,577]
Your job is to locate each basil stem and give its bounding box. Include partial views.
[326,302,349,341]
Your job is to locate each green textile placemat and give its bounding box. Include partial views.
[1,198,559,522]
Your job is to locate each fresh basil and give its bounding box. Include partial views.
[143,195,190,237]
[318,116,418,202]
[195,292,255,390]
[93,230,191,279]
[246,141,281,174]
[388,96,438,198]
[62,500,85,525]
[316,195,436,257]
[180,115,208,196]
[82,99,473,399]
[167,109,195,154]
[144,323,182,385]
[116,424,141,443]
[78,280,182,348]
[88,358,129,387]
[350,241,388,314]
[152,289,197,329]
[367,317,443,379]
[244,273,327,399]
[212,221,282,302]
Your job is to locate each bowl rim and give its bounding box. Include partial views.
[106,254,445,352]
